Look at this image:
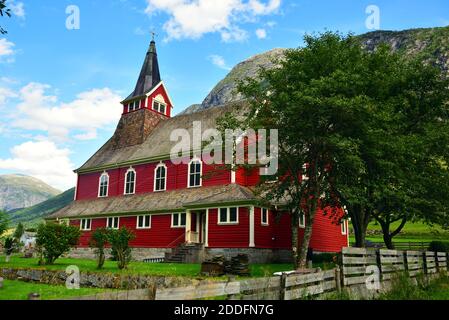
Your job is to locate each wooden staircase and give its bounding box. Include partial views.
[164,243,204,263]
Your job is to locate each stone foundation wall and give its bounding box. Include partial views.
[67,247,171,262]
[204,248,293,264]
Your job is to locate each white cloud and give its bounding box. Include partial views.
[0,140,75,190]
[145,0,281,41]
[0,38,15,63]
[7,0,25,18]
[255,28,267,39]
[0,87,17,106]
[208,54,231,70]
[7,82,123,142]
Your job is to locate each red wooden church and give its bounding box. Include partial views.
[48,39,348,263]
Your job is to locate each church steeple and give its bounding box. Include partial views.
[125,39,161,101]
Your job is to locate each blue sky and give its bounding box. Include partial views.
[0,0,448,190]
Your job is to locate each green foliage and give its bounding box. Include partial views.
[13,222,24,240]
[106,228,135,270]
[0,210,8,237]
[428,241,449,252]
[36,223,81,265]
[0,0,11,35]
[4,237,14,256]
[90,228,109,269]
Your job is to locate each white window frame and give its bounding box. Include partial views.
[136,215,151,229]
[106,217,120,230]
[188,158,202,188]
[124,167,136,195]
[128,100,140,112]
[171,213,187,228]
[218,207,239,225]
[80,219,92,231]
[261,208,269,226]
[341,219,347,235]
[152,99,167,115]
[299,214,305,229]
[154,163,167,192]
[98,172,109,198]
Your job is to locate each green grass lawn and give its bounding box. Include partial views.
[0,280,108,300]
[0,255,296,278]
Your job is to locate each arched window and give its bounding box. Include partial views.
[188,159,202,188]
[98,172,109,198]
[124,168,136,195]
[154,163,167,192]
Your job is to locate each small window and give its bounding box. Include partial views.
[341,220,347,235]
[299,214,305,228]
[154,164,167,192]
[188,159,202,188]
[137,215,151,229]
[125,168,136,195]
[218,207,239,224]
[261,208,269,226]
[172,213,186,228]
[107,217,119,230]
[153,100,167,114]
[128,100,140,112]
[98,173,109,198]
[80,219,92,231]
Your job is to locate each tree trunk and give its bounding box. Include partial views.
[291,213,299,269]
[297,199,318,270]
[349,205,370,248]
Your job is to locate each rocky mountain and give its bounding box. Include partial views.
[181,26,449,115]
[7,188,75,226]
[0,174,61,212]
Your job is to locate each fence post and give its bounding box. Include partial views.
[335,265,342,293]
[422,251,428,275]
[280,273,287,300]
[375,249,383,281]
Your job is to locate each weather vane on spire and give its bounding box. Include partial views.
[150,31,158,42]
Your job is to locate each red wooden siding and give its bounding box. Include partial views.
[76,159,231,201]
[207,208,249,248]
[254,207,276,248]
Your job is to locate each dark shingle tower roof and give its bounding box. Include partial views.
[124,40,161,102]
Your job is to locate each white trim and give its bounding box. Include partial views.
[261,208,269,226]
[299,213,305,228]
[152,98,168,115]
[106,217,120,230]
[187,158,203,188]
[124,167,136,195]
[171,213,187,228]
[153,162,167,192]
[249,206,255,247]
[205,209,209,247]
[217,207,240,225]
[341,219,347,235]
[185,210,192,243]
[136,215,152,229]
[80,218,92,231]
[231,165,236,184]
[59,219,70,226]
[98,171,109,198]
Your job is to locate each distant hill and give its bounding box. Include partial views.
[181,26,449,114]
[7,188,75,226]
[0,174,61,212]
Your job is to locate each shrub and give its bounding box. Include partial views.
[36,223,81,265]
[13,222,24,241]
[4,237,14,255]
[0,211,8,238]
[428,241,449,252]
[90,228,109,269]
[107,227,135,270]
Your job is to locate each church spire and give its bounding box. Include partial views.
[126,37,161,101]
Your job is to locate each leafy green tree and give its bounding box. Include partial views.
[13,222,25,241]
[90,228,109,269]
[0,210,8,237]
[36,223,81,265]
[4,237,14,262]
[0,0,11,35]
[107,228,135,270]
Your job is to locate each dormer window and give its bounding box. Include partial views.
[188,159,202,188]
[153,100,166,115]
[124,168,136,195]
[154,163,167,192]
[98,172,109,198]
[128,100,140,112]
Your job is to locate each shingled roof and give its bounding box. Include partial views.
[78,103,248,172]
[47,184,258,220]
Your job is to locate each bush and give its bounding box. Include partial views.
[4,237,14,256]
[36,223,81,265]
[90,228,109,269]
[107,227,135,270]
[428,241,449,252]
